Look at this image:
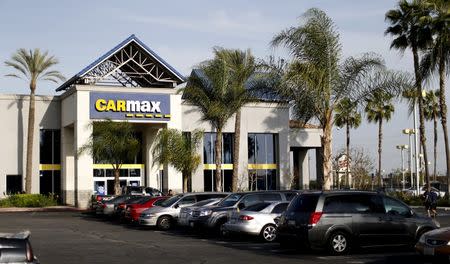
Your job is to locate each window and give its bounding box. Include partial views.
[288,194,319,213]
[6,175,22,194]
[383,197,411,216]
[245,202,270,212]
[39,130,61,196]
[179,196,196,205]
[241,194,261,207]
[284,192,298,201]
[218,194,242,207]
[248,133,278,190]
[203,133,234,164]
[272,203,289,214]
[323,195,384,214]
[203,169,232,192]
[260,193,282,201]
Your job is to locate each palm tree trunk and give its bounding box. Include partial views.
[321,114,333,190]
[438,54,450,196]
[412,46,430,191]
[25,88,36,194]
[378,119,383,188]
[183,171,189,193]
[433,114,437,182]
[114,167,121,195]
[215,128,223,192]
[231,110,241,192]
[346,122,350,189]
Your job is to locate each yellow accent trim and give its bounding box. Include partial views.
[93,164,145,169]
[135,114,144,118]
[203,164,233,170]
[39,164,61,171]
[125,114,134,117]
[145,114,153,118]
[164,114,171,118]
[247,164,277,170]
[155,114,163,118]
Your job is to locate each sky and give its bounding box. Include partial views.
[0,0,448,176]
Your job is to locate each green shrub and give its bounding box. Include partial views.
[0,194,58,208]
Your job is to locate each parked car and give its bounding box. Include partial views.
[277,191,439,255]
[415,226,450,258]
[189,191,298,232]
[139,192,229,230]
[90,194,115,211]
[0,231,39,263]
[115,196,150,218]
[403,187,445,198]
[96,195,139,216]
[222,201,289,242]
[125,186,163,196]
[178,198,223,227]
[124,196,168,223]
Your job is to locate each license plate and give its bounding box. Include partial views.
[424,247,435,256]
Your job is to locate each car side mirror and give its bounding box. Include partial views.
[174,204,179,209]
[238,203,245,210]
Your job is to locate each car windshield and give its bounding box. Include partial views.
[153,198,167,206]
[159,195,183,207]
[244,202,270,212]
[217,194,242,207]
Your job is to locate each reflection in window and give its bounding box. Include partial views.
[248,133,278,191]
[203,133,234,164]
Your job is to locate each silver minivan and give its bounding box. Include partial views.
[139,192,228,230]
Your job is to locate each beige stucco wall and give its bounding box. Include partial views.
[0,94,60,197]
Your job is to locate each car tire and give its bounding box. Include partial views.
[260,224,277,242]
[157,216,172,230]
[215,218,228,236]
[328,231,350,255]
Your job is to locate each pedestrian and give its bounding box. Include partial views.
[424,188,438,218]
[167,189,173,196]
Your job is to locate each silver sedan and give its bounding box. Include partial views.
[222,201,289,242]
[178,198,222,227]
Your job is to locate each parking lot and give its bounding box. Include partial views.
[0,210,449,264]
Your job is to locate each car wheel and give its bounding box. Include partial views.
[328,231,350,255]
[260,224,277,242]
[157,216,172,230]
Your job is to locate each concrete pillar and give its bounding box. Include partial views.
[191,136,204,192]
[144,127,160,189]
[74,91,93,208]
[61,125,75,205]
[298,149,310,190]
[165,94,182,193]
[237,124,248,191]
[278,131,290,190]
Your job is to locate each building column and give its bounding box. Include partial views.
[165,94,183,193]
[61,125,75,205]
[298,149,310,190]
[278,131,290,190]
[74,91,93,208]
[144,127,160,190]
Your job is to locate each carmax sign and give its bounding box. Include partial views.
[90,92,171,120]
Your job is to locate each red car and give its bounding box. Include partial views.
[124,196,168,223]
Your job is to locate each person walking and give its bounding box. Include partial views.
[424,188,438,218]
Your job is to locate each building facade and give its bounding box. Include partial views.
[0,35,322,208]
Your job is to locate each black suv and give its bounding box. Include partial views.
[189,190,298,231]
[277,191,439,255]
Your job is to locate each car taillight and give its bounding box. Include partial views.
[26,241,33,262]
[239,215,254,221]
[96,195,102,201]
[309,212,323,226]
[119,204,125,209]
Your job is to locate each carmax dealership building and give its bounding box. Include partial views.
[0,35,322,208]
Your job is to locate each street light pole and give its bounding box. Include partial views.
[396,144,409,190]
[413,103,420,195]
[403,129,415,189]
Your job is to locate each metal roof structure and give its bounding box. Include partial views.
[55,34,186,92]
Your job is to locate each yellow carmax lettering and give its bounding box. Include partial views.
[95,99,107,111]
[106,100,116,112]
[116,100,126,112]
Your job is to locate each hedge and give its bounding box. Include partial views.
[0,194,58,208]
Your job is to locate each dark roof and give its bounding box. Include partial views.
[56,34,185,91]
[184,69,283,102]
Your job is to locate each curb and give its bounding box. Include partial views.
[0,206,89,213]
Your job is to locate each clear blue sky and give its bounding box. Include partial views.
[0,0,448,175]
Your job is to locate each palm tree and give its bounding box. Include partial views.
[213,48,256,192]
[4,49,65,193]
[181,57,236,192]
[365,90,395,188]
[423,90,441,181]
[420,0,450,190]
[153,129,202,192]
[385,0,433,191]
[334,98,362,188]
[79,120,140,195]
[270,8,401,190]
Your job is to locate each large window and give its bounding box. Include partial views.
[248,133,278,191]
[203,133,234,192]
[39,129,61,196]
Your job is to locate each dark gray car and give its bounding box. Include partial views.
[0,231,39,263]
[277,191,439,255]
[189,191,298,232]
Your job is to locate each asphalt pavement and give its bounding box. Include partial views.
[0,209,449,264]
